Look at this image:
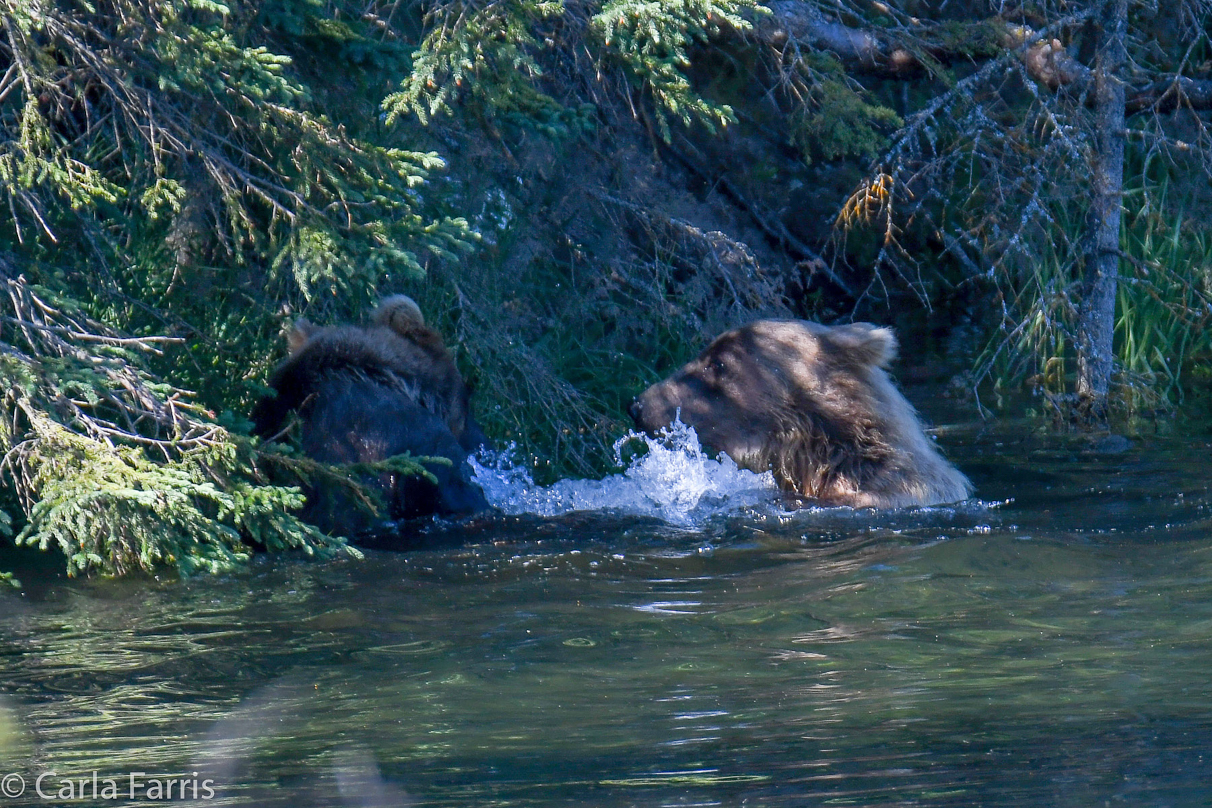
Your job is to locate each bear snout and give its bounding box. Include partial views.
[627,398,644,424]
[629,383,686,434]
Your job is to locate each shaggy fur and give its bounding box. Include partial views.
[629,319,971,508]
[252,298,489,530]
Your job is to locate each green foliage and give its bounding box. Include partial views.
[0,0,477,577]
[1113,189,1212,412]
[0,0,472,310]
[254,442,443,535]
[0,271,350,578]
[786,54,902,164]
[12,424,325,577]
[844,0,1212,419]
[591,0,765,140]
[384,0,574,131]
[0,98,121,214]
[974,173,1212,418]
[385,0,766,140]
[935,19,1008,61]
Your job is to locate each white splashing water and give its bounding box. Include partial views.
[469,420,778,527]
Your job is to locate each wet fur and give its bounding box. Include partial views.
[257,319,480,452]
[630,320,971,508]
[252,300,489,530]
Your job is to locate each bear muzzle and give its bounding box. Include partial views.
[627,398,644,424]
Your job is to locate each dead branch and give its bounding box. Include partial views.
[653,125,852,294]
[755,4,1212,112]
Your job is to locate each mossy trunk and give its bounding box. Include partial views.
[1075,0,1127,421]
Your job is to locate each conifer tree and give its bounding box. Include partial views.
[0,0,470,576]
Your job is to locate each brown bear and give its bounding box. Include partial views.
[252,295,489,533]
[628,319,971,508]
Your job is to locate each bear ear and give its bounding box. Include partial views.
[827,323,898,368]
[373,294,425,331]
[286,318,319,354]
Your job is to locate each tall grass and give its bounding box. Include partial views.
[1114,185,1212,412]
[979,176,1212,421]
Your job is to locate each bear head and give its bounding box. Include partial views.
[267,297,478,450]
[251,297,490,531]
[628,319,970,508]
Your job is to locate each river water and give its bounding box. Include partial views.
[2,415,1211,807]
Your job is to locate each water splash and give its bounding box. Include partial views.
[469,420,777,527]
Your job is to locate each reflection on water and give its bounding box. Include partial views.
[1,423,1212,806]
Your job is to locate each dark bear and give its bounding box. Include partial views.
[628,319,971,508]
[252,295,489,533]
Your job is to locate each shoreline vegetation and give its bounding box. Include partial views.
[2,0,1211,578]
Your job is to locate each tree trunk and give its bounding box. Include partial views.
[1075,0,1127,422]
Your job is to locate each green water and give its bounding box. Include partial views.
[2,426,1212,806]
